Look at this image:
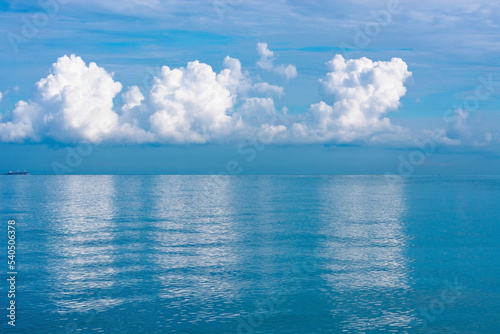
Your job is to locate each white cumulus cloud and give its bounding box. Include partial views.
[122,85,144,111]
[0,55,123,143]
[0,52,420,146]
[235,97,278,128]
[292,55,412,143]
[257,42,297,81]
[428,109,496,147]
[148,60,237,143]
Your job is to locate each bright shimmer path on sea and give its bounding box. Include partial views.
[1,175,499,333]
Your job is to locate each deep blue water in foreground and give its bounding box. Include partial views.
[0,175,499,333]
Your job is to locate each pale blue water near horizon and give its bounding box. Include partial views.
[0,175,499,333]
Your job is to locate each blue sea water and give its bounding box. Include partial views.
[0,175,499,333]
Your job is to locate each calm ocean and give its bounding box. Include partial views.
[0,175,499,333]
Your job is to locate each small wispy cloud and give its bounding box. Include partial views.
[256,42,297,81]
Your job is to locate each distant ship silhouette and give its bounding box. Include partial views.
[3,170,29,175]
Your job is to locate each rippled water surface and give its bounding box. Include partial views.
[0,175,499,333]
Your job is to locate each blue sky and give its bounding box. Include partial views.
[0,0,499,174]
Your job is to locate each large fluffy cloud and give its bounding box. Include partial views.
[0,55,123,143]
[149,60,236,143]
[292,55,412,143]
[147,55,288,143]
[0,51,287,144]
[0,48,419,145]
